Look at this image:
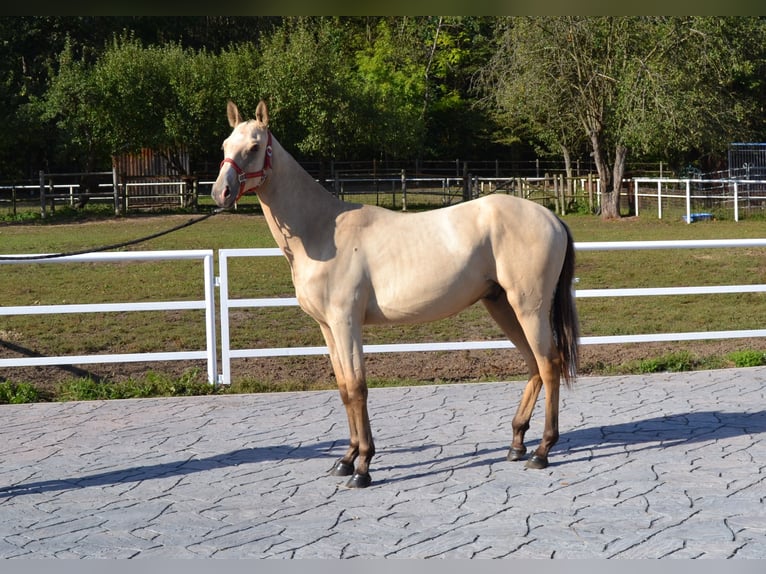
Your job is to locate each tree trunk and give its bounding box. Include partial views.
[601,144,627,219]
[589,131,615,219]
[561,144,573,213]
[611,144,628,215]
[592,134,628,219]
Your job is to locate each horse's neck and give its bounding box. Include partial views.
[256,139,342,259]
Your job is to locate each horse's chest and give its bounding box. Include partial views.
[292,263,367,323]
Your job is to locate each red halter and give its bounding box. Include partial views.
[219,131,273,202]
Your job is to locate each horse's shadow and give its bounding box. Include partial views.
[555,409,766,464]
[2,410,764,496]
[0,441,341,498]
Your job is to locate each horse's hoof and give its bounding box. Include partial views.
[345,472,372,489]
[330,460,354,477]
[507,447,527,462]
[525,455,549,469]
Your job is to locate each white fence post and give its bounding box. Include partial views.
[203,252,218,384]
[685,179,692,224]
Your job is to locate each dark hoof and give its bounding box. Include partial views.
[345,472,372,489]
[330,460,354,477]
[507,447,527,462]
[525,455,549,469]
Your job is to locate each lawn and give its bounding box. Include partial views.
[1,203,764,402]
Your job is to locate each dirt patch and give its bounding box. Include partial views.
[2,338,761,396]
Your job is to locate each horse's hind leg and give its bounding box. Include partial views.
[513,310,563,469]
[482,297,544,464]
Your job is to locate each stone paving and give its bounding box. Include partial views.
[0,366,764,559]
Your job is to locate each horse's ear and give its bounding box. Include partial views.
[227,100,242,128]
[255,100,269,127]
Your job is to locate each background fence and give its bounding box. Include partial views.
[633,178,766,222]
[2,168,764,221]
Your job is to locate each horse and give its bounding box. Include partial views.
[211,100,580,488]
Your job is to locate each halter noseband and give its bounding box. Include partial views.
[220,131,273,202]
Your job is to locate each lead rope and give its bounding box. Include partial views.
[0,209,224,261]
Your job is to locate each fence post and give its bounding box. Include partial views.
[39,170,46,219]
[203,253,217,385]
[401,169,407,212]
[560,174,567,215]
[112,167,120,215]
[634,179,639,217]
[685,179,691,224]
[462,163,470,202]
[734,181,739,222]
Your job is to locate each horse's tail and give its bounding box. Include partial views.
[552,220,580,387]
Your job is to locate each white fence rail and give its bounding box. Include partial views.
[216,239,766,385]
[633,177,766,222]
[2,240,764,387]
[0,251,217,383]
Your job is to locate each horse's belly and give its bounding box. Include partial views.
[365,274,490,325]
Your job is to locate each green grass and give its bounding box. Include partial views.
[0,381,40,404]
[1,204,764,402]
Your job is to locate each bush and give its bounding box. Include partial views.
[55,370,218,402]
[0,381,40,404]
[628,351,698,374]
[727,350,766,368]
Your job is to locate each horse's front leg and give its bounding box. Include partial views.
[320,322,375,488]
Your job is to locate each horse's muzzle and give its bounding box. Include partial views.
[211,183,234,209]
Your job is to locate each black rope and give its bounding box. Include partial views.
[0,210,223,261]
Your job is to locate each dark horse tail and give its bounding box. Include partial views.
[552,220,580,387]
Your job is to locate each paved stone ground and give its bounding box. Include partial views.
[0,366,764,559]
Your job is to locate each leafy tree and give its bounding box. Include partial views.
[254,17,365,162]
[418,16,498,160]
[353,17,427,160]
[39,37,110,172]
[478,17,766,219]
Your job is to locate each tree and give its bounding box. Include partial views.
[255,17,366,162]
[418,16,497,160]
[39,37,111,172]
[353,18,427,160]
[478,17,766,219]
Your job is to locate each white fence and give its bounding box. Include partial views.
[216,239,766,385]
[0,251,218,383]
[2,240,765,387]
[633,177,766,222]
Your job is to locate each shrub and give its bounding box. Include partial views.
[0,381,40,404]
[727,350,766,368]
[629,350,698,374]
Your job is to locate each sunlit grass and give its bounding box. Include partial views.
[1,208,764,402]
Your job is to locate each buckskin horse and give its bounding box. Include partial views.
[211,100,580,488]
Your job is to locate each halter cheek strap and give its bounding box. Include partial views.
[220,131,273,202]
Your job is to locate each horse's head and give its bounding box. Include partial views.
[211,100,273,209]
